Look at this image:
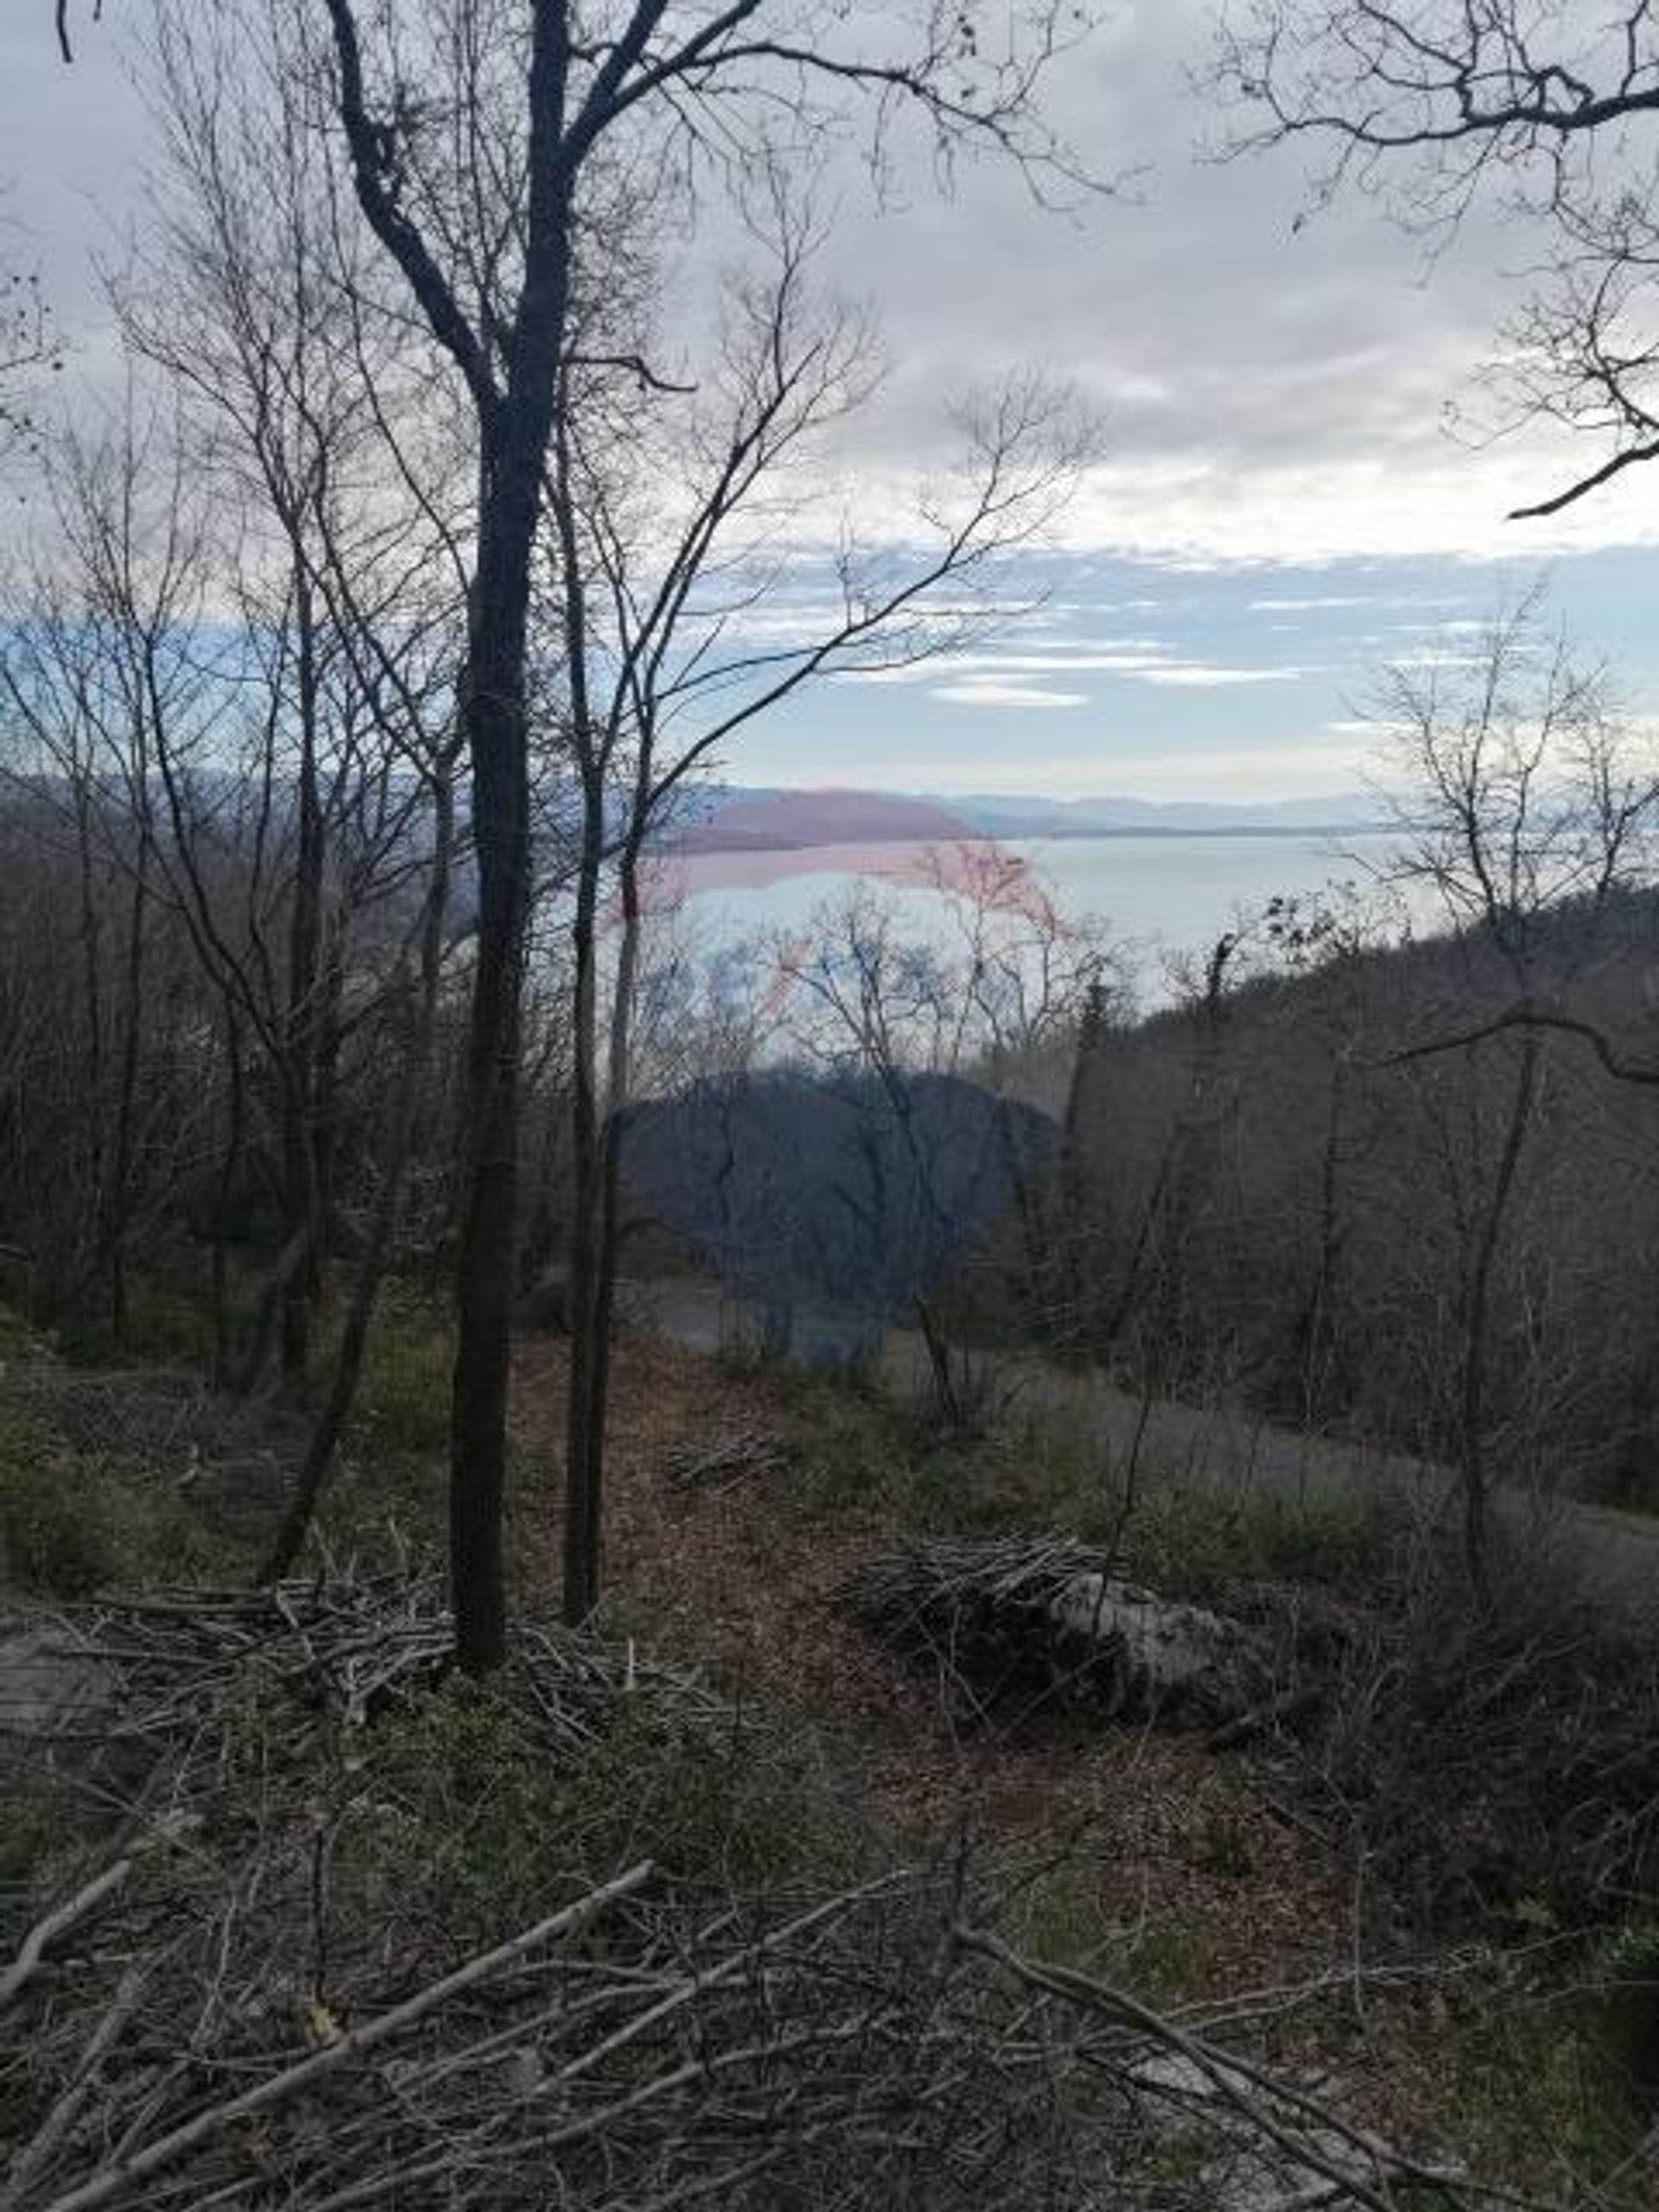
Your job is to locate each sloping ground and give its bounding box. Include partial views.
[634,1277,1659,1611]
[0,1318,1651,2204]
[509,1333,1653,2198]
[4,1565,1508,2212]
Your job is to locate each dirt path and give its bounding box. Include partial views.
[628,1274,1659,1611]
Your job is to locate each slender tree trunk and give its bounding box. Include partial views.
[312,940,345,1262]
[210,1002,246,1389]
[561,769,606,1626]
[449,500,537,1672]
[71,769,107,1315]
[1286,1052,1348,1426]
[571,841,649,1619]
[281,564,326,1383]
[104,831,151,1344]
[260,770,454,1584]
[1102,1141,1175,1358]
[1103,942,1235,1382]
[915,1295,963,1427]
[1458,1030,1542,1596]
[323,0,576,1668]
[1055,982,1108,1352]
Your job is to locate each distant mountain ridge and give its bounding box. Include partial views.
[667,783,1387,852]
[670,788,972,852]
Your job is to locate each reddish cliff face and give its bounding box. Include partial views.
[670,788,978,853]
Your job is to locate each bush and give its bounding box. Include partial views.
[1321,1548,1659,1927]
[753,1363,915,1518]
[364,1682,575,1946]
[575,1700,869,1898]
[1598,1917,1659,2117]
[353,1298,454,1453]
[358,1661,870,1955]
[0,1401,219,1596]
[52,1278,213,1370]
[1096,1483,1394,1602]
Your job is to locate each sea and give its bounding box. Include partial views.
[656,830,1407,998]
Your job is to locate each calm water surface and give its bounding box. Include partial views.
[662,832,1404,991]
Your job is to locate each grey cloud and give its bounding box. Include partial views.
[0,2,1641,565]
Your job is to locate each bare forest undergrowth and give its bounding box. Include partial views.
[509,1334,1658,2186]
[2,1313,1657,2208]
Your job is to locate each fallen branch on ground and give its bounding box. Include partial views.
[0,1862,130,2012]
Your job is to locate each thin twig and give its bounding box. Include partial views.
[31,1865,655,2212]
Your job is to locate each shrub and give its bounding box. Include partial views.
[1096,1483,1393,1602]
[0,1406,219,1596]
[782,1375,912,1516]
[52,1278,213,1370]
[353,1298,454,1453]
[1598,1916,1659,2118]
[359,1662,869,1953]
[363,1681,574,1945]
[1321,1548,1659,1927]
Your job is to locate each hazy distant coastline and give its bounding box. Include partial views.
[667,783,1389,856]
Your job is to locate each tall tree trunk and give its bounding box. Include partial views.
[1285,1052,1348,1426]
[1055,981,1109,1351]
[281,563,326,1383]
[569,838,648,1624]
[104,829,151,1344]
[448,181,575,1665]
[561,769,605,1626]
[71,766,107,1320]
[260,767,454,1584]
[323,0,575,1669]
[210,1001,246,1390]
[449,492,537,1672]
[1458,1030,1543,1596]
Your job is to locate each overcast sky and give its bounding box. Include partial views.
[5,1,1659,801]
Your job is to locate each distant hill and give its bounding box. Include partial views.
[948,791,1385,837]
[668,783,1388,852]
[668,787,978,852]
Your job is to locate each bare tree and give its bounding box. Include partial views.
[772,853,1109,1421]
[0,421,235,1338]
[1366,595,1655,1586]
[0,259,57,466]
[548,217,1095,1610]
[114,4,474,1389]
[1208,1,1659,518]
[302,0,1102,1663]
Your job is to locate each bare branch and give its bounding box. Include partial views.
[1374,1000,1659,1088]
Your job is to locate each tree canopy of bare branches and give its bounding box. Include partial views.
[1208,1,1659,517]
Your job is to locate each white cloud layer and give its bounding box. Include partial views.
[927,680,1090,709]
[8,2,1659,809]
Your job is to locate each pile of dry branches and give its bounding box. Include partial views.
[844,1536,1268,1727]
[848,1534,1121,1646]
[0,1573,1486,2211]
[0,1578,1047,2209]
[660,1427,793,1496]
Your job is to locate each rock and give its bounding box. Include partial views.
[1046,1577,1268,1718]
[1128,2051,1247,2101]
[1198,2134,1376,2212]
[848,1540,1270,1725]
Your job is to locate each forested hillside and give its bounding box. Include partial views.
[8,2,1659,2209]
[1051,883,1659,1510]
